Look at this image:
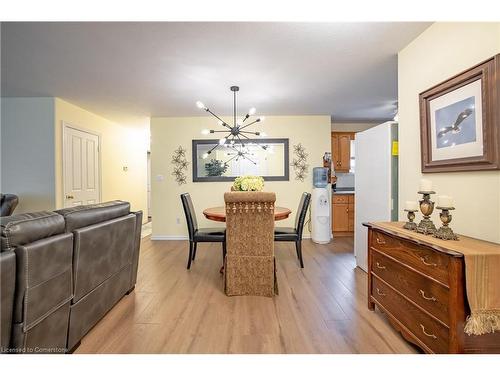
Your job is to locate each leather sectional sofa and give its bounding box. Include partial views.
[0,194,19,217]
[0,201,142,354]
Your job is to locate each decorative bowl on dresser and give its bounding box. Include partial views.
[364,222,500,354]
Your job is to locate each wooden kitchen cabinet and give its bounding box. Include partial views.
[331,132,355,173]
[332,194,355,236]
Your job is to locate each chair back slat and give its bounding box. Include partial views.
[180,193,198,241]
[295,192,311,240]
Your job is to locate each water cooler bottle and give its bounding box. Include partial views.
[311,167,331,244]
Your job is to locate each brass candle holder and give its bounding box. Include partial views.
[403,209,418,231]
[434,207,458,240]
[417,191,437,235]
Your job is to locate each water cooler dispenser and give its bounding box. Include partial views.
[311,167,331,244]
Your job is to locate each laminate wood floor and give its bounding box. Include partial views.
[76,236,419,354]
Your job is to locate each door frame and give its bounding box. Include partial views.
[62,121,103,207]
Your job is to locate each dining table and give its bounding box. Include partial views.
[203,206,292,222]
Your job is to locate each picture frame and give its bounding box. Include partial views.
[419,54,500,173]
[191,138,289,182]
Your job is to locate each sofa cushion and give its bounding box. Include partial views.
[72,214,136,302]
[55,200,130,232]
[13,233,73,327]
[1,211,65,252]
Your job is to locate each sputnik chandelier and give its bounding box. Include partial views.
[197,85,267,162]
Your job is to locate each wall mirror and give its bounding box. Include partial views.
[192,138,289,182]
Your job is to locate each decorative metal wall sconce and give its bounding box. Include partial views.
[291,143,309,181]
[171,146,189,185]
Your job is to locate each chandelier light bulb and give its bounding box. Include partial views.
[196,101,206,109]
[202,153,209,159]
[248,107,256,115]
[218,120,224,126]
[201,129,210,135]
[219,137,227,145]
[260,132,267,137]
[236,119,243,126]
[259,116,266,122]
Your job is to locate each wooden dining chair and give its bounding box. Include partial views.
[274,192,311,268]
[224,191,278,297]
[180,193,226,270]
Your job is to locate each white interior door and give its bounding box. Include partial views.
[63,125,101,207]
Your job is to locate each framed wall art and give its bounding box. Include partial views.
[419,54,500,172]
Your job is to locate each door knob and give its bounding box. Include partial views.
[66,195,74,199]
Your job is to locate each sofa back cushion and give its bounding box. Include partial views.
[55,200,130,232]
[1,211,65,252]
[1,193,19,217]
[13,234,73,329]
[72,214,136,302]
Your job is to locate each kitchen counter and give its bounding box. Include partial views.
[333,187,355,195]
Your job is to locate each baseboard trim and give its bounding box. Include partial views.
[151,235,189,241]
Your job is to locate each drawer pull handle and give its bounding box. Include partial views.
[376,288,386,296]
[419,289,437,302]
[420,257,437,267]
[376,238,386,245]
[420,324,437,339]
[375,262,386,270]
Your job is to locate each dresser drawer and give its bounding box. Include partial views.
[371,230,450,285]
[371,251,450,325]
[372,277,449,353]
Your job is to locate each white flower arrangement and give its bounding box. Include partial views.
[232,175,264,192]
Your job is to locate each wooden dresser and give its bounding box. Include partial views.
[365,222,500,354]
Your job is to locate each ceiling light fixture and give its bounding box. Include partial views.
[197,85,267,159]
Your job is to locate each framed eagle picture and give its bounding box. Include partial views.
[419,54,500,172]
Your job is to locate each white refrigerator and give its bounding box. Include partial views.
[354,121,398,271]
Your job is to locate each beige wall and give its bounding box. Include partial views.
[54,99,149,222]
[398,22,500,243]
[331,122,379,133]
[151,115,331,238]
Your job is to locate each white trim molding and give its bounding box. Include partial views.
[151,235,189,241]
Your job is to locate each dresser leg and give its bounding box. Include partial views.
[368,299,375,311]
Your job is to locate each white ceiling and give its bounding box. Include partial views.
[1,22,430,125]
